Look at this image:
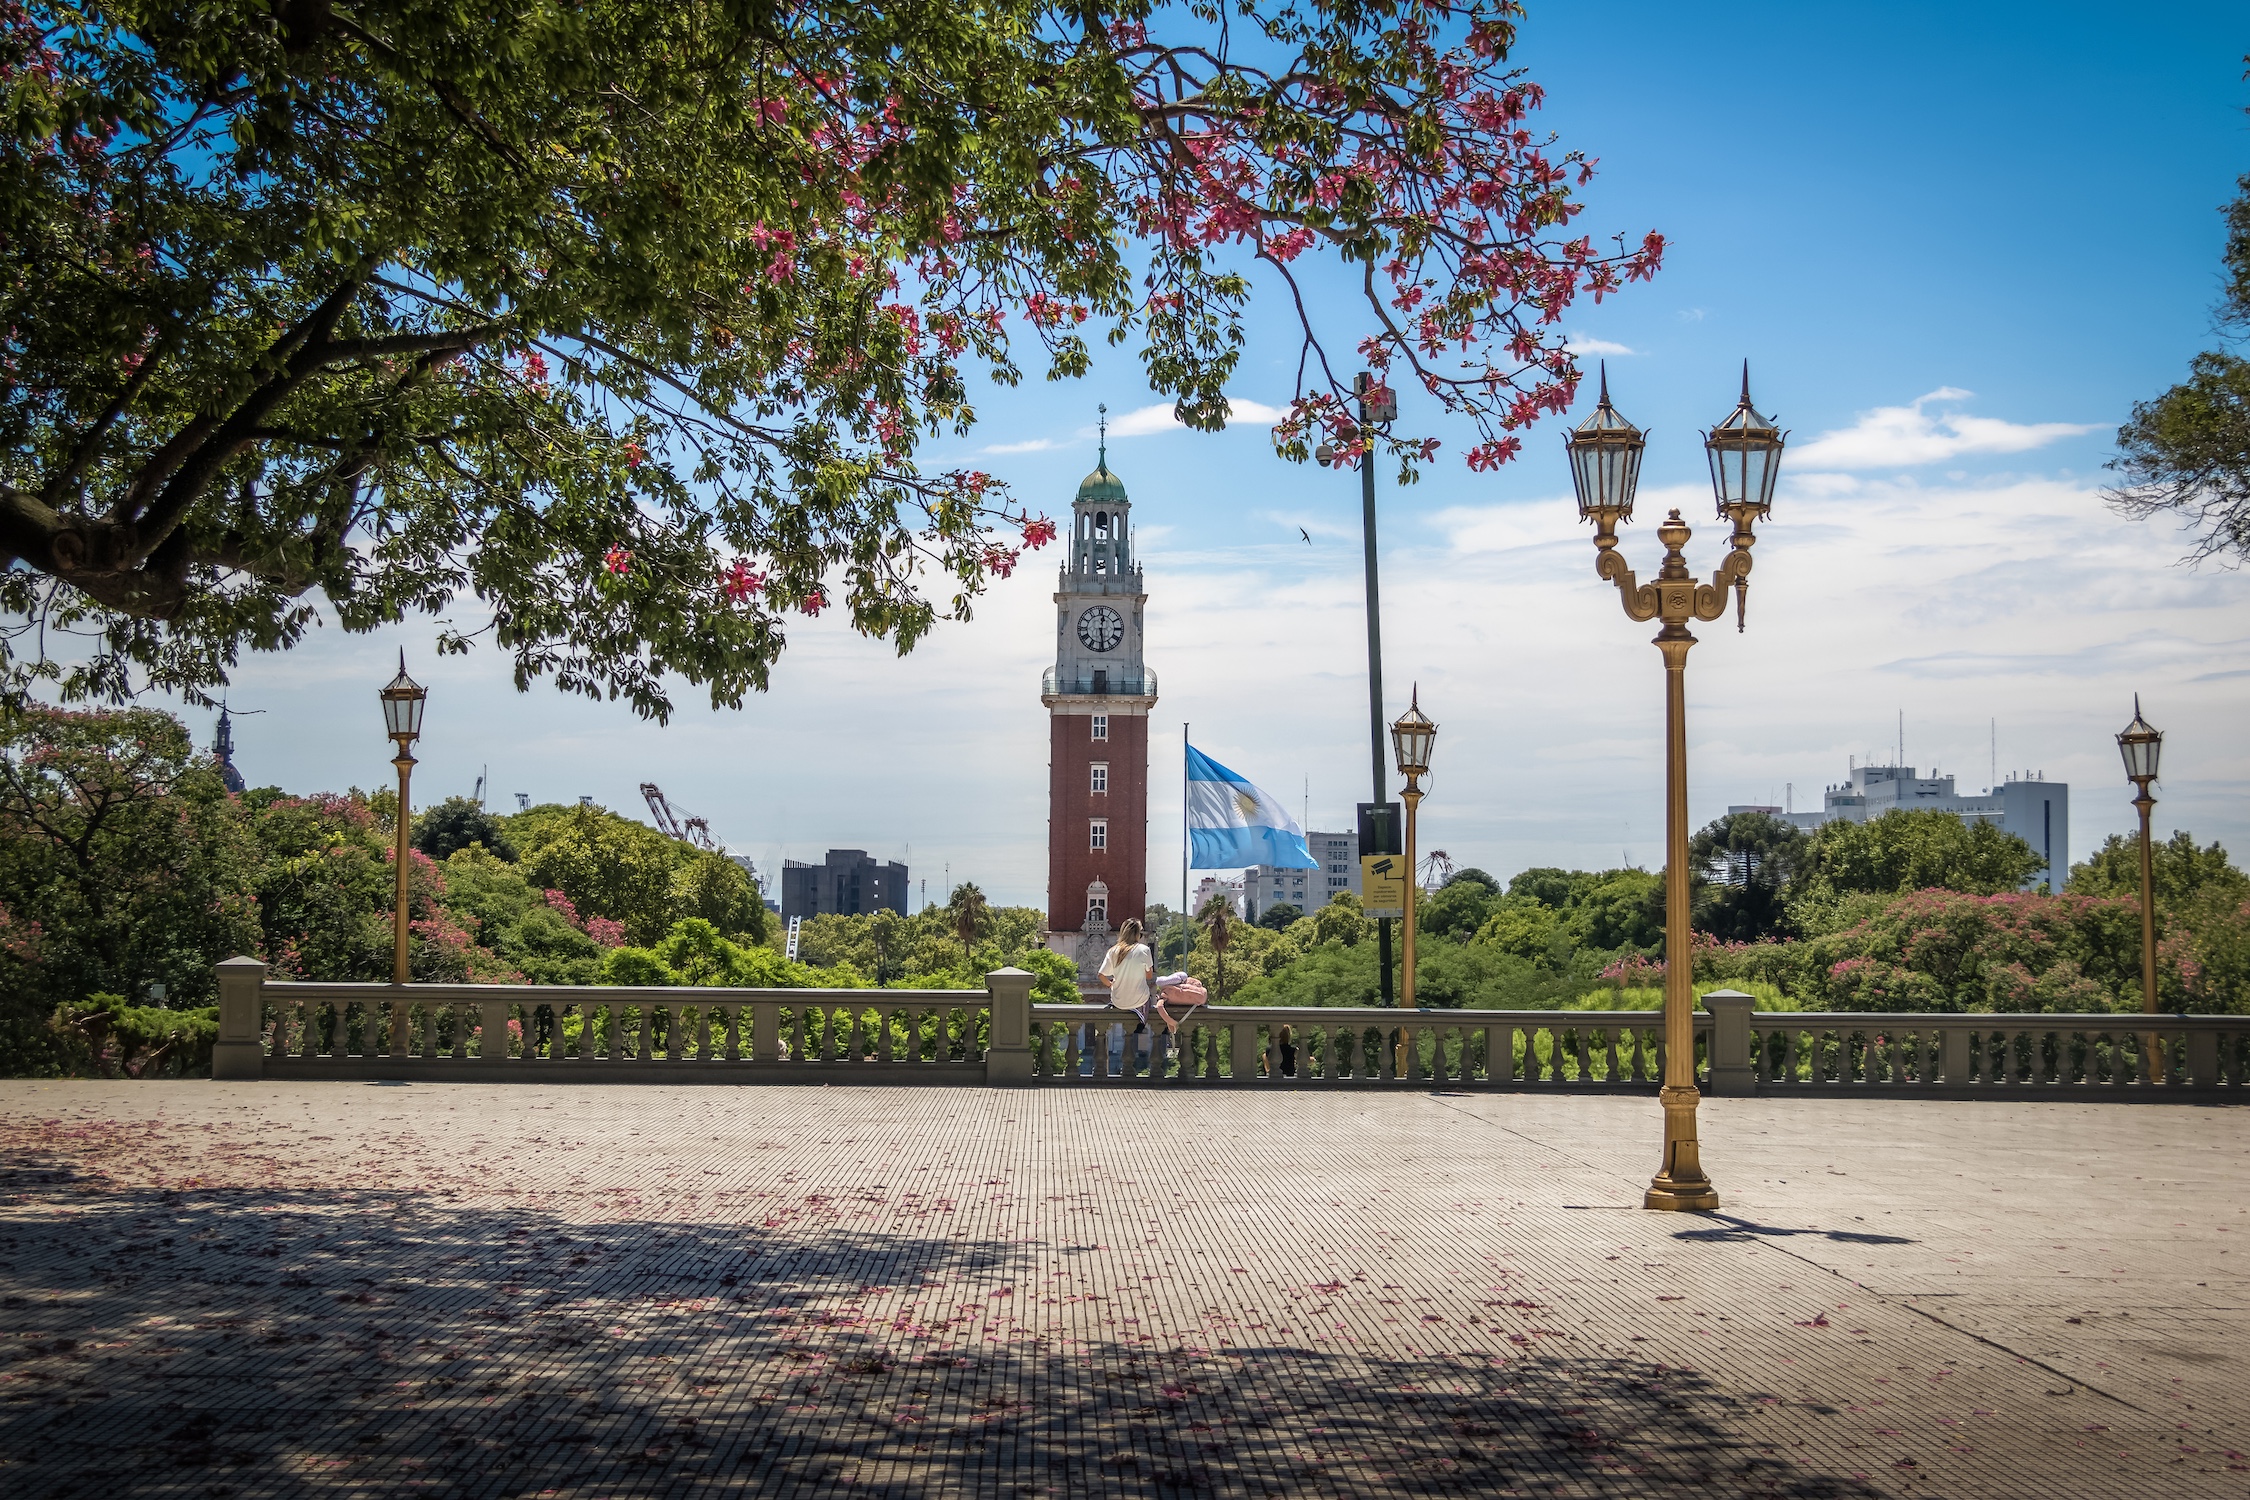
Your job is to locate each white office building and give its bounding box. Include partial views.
[1752,761,2070,891]
[1237,829,1360,922]
[1191,874,1244,920]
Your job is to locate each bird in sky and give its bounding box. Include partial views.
[1297,527,1312,544]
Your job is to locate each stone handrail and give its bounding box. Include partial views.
[212,957,1038,1083]
[208,959,2248,1095]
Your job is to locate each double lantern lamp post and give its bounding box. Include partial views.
[2116,698,2165,1079]
[379,652,428,990]
[1564,363,1787,1213]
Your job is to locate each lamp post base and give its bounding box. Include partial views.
[1643,1178,1720,1212]
[1643,1083,1719,1212]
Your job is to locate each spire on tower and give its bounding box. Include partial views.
[1097,403,1108,472]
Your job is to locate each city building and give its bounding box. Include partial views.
[781,850,910,921]
[1043,426,1157,978]
[1191,874,1244,920]
[1243,830,1359,919]
[1767,760,2070,890]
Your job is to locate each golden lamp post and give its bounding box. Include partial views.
[1390,689,1437,1019]
[379,653,428,990]
[2115,697,2164,1080]
[1564,364,1786,1213]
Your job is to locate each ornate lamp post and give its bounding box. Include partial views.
[1389,689,1436,1077]
[1390,689,1437,1010]
[1564,364,1784,1212]
[379,652,428,988]
[2116,697,2164,1080]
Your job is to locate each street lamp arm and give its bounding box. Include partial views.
[1693,523,1759,630]
[1595,547,1663,622]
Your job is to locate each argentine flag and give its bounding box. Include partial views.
[1187,745,1317,870]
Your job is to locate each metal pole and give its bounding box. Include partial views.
[2135,784,2162,1082]
[1182,721,1191,963]
[1646,631,1717,1210]
[1399,778,1422,1074]
[391,748,415,987]
[1357,386,1394,1005]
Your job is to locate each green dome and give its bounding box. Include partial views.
[1076,462,1128,503]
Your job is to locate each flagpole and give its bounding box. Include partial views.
[1181,722,1191,963]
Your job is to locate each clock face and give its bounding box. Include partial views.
[1077,605,1125,653]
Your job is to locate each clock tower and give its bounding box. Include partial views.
[1042,419,1155,975]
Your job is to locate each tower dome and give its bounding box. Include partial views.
[1076,461,1128,504]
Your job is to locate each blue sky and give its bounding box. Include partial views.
[178,3,2250,910]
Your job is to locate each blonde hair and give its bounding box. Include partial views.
[1107,917,1146,965]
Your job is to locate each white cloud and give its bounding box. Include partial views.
[1101,397,1288,438]
[980,437,1058,455]
[1791,387,2099,470]
[1565,334,1638,356]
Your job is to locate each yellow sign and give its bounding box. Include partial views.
[1360,854,1407,919]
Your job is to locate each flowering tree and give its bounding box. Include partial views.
[1,1,1660,716]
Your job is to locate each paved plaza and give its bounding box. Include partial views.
[0,1083,2243,1498]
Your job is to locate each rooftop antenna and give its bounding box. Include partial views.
[1990,717,1997,792]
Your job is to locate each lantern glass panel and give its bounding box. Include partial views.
[1390,707,1437,777]
[1703,367,1785,516]
[2116,700,2161,781]
[381,660,426,741]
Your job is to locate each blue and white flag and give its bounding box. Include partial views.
[1187,745,1317,870]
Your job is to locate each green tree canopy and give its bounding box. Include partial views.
[0,705,258,1009]
[411,794,516,863]
[1799,809,2045,901]
[2068,830,2248,910]
[2106,100,2250,563]
[0,0,1662,714]
[1688,811,1808,942]
[510,801,691,945]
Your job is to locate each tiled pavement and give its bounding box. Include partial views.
[0,1082,2243,1498]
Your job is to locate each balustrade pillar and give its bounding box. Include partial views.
[212,956,267,1080]
[1700,990,1756,1098]
[479,998,511,1062]
[1940,1026,1971,1085]
[984,968,1035,1085]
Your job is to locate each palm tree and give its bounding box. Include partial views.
[1197,893,1234,1003]
[948,882,989,969]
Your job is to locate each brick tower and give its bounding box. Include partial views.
[1042,419,1156,977]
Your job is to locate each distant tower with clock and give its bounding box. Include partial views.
[1042,411,1156,978]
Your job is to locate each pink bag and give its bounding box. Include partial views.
[1157,977,1208,1008]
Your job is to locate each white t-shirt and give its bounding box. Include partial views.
[1099,943,1153,1010]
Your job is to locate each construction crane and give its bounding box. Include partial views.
[1418,849,1456,893]
[640,782,717,851]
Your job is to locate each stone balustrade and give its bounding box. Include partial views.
[209,959,2249,1096]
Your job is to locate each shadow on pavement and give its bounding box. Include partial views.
[0,1163,1879,1498]
[1670,1214,1915,1247]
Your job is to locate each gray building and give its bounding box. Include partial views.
[1762,762,2069,891]
[1242,830,1360,920]
[781,850,910,921]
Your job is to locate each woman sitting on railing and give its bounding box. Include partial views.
[1097,919,1176,1037]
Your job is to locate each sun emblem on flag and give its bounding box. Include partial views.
[1234,790,1259,820]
